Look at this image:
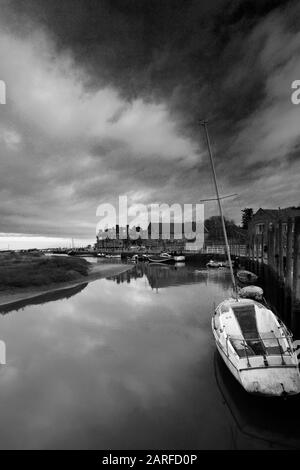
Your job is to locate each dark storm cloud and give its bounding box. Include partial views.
[4,1,292,115]
[0,0,300,243]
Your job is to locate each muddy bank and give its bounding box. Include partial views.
[0,263,133,309]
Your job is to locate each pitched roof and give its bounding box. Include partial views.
[253,207,300,221]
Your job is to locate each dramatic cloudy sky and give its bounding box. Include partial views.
[0,0,300,248]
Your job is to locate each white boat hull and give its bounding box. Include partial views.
[174,255,185,262]
[212,299,300,397]
[239,365,300,396]
[215,336,300,397]
[206,261,220,268]
[148,256,174,264]
[214,333,241,384]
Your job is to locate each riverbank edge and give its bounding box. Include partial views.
[0,263,133,308]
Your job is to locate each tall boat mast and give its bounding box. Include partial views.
[201,120,237,297]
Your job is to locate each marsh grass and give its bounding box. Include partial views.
[0,253,89,290]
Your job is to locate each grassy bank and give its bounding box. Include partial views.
[0,252,90,290]
[0,252,133,308]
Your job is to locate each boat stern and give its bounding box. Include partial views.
[240,366,300,397]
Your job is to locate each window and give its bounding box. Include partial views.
[255,223,264,234]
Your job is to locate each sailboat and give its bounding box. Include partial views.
[202,121,300,397]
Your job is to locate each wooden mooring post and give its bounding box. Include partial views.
[246,215,300,330]
[286,217,293,290]
[284,218,294,325]
[292,216,300,323]
[278,219,284,279]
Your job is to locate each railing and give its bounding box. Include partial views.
[204,244,247,256]
[225,332,294,368]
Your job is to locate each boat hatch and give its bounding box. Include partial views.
[232,305,287,357]
[232,304,259,339]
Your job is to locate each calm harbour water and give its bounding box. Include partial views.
[0,261,300,450]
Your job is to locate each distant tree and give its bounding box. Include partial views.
[241,208,253,230]
[205,216,241,240]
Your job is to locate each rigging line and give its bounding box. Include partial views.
[200,120,237,297]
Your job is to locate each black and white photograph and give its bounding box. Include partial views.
[0,0,300,454]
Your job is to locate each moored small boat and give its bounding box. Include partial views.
[148,253,174,264]
[212,297,300,397]
[237,270,258,284]
[201,122,300,398]
[239,285,264,301]
[173,255,185,262]
[206,260,221,268]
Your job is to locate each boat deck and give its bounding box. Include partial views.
[217,299,290,360]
